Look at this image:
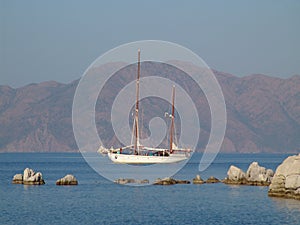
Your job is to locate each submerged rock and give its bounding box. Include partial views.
[206,176,220,183]
[138,179,150,184]
[114,178,149,185]
[193,175,205,184]
[268,154,300,200]
[223,162,273,186]
[115,178,135,185]
[154,178,176,185]
[153,177,190,185]
[12,168,45,185]
[176,179,191,184]
[56,174,78,185]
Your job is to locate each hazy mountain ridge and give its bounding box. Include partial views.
[0,67,299,153]
[220,73,300,152]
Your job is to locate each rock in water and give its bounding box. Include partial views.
[12,174,23,184]
[223,163,273,186]
[228,165,246,181]
[268,154,300,200]
[246,162,273,185]
[193,175,205,184]
[56,174,78,185]
[153,177,190,185]
[23,168,34,181]
[206,176,220,183]
[24,172,44,184]
[114,178,135,185]
[12,168,45,185]
[176,179,191,184]
[114,178,149,185]
[23,171,45,185]
[223,165,247,185]
[154,177,176,185]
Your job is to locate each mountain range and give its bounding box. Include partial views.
[0,62,299,153]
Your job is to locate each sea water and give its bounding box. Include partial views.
[0,153,299,225]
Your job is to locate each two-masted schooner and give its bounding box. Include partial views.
[107,49,191,164]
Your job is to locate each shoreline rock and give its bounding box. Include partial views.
[56,174,78,185]
[223,162,273,186]
[12,168,45,185]
[268,153,300,200]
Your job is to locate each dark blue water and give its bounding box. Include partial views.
[1,153,300,225]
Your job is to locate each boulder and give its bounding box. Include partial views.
[24,172,44,185]
[223,165,247,185]
[206,176,220,183]
[56,174,78,185]
[269,154,300,200]
[23,168,35,181]
[246,162,273,185]
[153,177,190,185]
[228,165,246,181]
[12,174,23,184]
[193,175,205,184]
[223,163,273,186]
[12,168,45,185]
[285,175,300,190]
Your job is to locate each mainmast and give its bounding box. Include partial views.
[134,49,141,154]
[169,85,175,154]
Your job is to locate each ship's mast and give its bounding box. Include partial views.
[134,49,141,155]
[169,85,175,154]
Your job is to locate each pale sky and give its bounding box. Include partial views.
[1,0,300,87]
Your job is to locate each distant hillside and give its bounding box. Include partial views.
[0,62,299,153]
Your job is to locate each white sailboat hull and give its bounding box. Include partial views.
[108,152,189,164]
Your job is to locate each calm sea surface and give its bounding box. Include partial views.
[1,153,300,225]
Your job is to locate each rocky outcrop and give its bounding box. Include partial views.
[56,174,78,185]
[12,168,45,185]
[153,177,190,185]
[114,178,149,185]
[206,176,220,183]
[193,175,205,184]
[268,154,300,200]
[223,162,273,186]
